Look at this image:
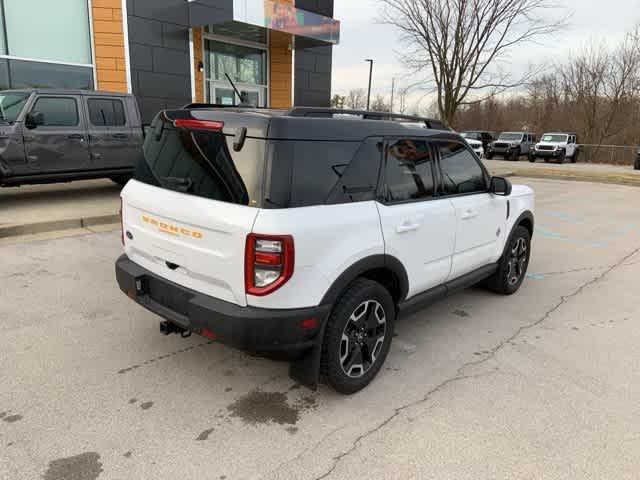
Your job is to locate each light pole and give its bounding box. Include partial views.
[365,59,374,111]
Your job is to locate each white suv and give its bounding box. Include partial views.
[530,132,579,163]
[116,107,535,394]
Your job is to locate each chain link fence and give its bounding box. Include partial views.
[577,144,638,165]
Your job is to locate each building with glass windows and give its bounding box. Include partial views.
[0,0,338,122]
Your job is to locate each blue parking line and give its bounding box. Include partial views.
[543,210,585,225]
[526,273,545,280]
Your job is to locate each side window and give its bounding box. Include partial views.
[32,97,79,127]
[88,98,126,126]
[436,141,488,195]
[288,141,361,207]
[384,138,435,202]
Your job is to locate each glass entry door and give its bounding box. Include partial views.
[204,37,268,107]
[212,85,264,107]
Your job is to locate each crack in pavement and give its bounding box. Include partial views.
[311,245,640,480]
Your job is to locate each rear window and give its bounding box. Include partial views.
[88,98,126,126]
[134,113,265,206]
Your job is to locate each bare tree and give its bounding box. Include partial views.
[330,94,346,109]
[344,89,367,109]
[397,86,411,113]
[379,0,566,125]
[370,94,392,112]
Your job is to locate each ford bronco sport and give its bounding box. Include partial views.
[115,106,535,394]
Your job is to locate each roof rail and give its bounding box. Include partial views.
[287,107,450,130]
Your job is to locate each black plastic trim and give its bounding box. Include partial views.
[320,254,410,305]
[398,263,498,317]
[115,255,331,355]
[2,167,133,186]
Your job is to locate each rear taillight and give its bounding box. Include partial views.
[173,118,224,131]
[245,234,294,296]
[120,198,124,246]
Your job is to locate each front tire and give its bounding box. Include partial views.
[511,148,520,161]
[485,152,493,160]
[321,279,395,394]
[558,150,566,164]
[529,153,536,163]
[484,226,531,295]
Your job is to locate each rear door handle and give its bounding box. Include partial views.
[112,133,128,139]
[461,209,479,220]
[396,221,421,233]
[68,134,84,141]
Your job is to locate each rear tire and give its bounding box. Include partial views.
[484,226,531,295]
[635,156,640,170]
[321,279,395,394]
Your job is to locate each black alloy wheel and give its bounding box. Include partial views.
[339,300,387,378]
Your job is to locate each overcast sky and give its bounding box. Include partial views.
[331,0,640,107]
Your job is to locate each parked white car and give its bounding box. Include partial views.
[116,107,535,394]
[530,132,579,163]
[464,137,484,158]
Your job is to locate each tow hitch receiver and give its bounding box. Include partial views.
[159,321,191,338]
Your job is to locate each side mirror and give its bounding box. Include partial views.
[490,176,512,196]
[25,111,44,129]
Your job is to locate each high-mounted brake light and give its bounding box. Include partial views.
[173,118,224,131]
[245,234,294,296]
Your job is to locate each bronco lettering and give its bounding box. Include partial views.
[142,215,203,239]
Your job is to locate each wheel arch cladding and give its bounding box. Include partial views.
[321,255,409,306]
[516,211,534,237]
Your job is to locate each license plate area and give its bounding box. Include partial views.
[147,276,191,317]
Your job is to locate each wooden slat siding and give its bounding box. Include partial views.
[269,30,292,108]
[193,27,204,102]
[92,0,127,93]
[269,0,293,108]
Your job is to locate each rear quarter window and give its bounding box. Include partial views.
[265,140,362,208]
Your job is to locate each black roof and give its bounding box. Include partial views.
[1,88,132,97]
[185,105,453,141]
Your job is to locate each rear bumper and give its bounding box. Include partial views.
[115,255,331,357]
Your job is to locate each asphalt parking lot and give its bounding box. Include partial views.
[1,177,639,480]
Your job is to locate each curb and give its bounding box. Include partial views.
[0,214,119,239]
[489,168,640,187]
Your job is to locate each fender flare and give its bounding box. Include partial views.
[320,254,410,305]
[503,210,534,257]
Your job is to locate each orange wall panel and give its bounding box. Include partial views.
[193,28,204,103]
[92,0,127,93]
[269,31,293,108]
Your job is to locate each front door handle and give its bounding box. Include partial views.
[112,133,128,139]
[68,134,84,140]
[461,209,479,220]
[396,222,420,233]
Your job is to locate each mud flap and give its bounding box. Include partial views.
[288,319,329,390]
